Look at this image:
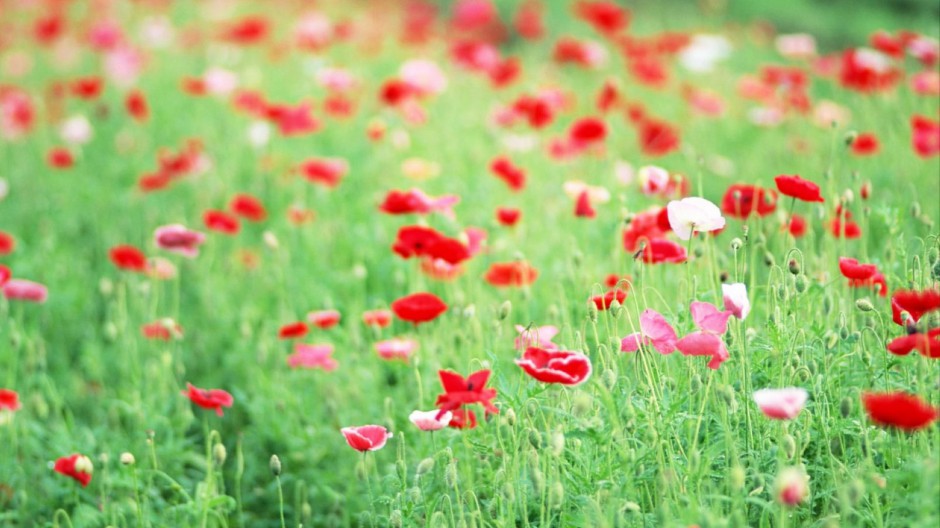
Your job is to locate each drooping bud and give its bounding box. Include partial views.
[855,298,874,312]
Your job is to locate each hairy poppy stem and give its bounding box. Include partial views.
[275,474,286,528]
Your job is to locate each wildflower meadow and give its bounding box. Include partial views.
[1,0,939,526]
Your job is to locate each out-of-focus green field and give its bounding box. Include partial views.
[0,1,938,526]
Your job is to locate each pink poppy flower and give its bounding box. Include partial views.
[409,409,453,431]
[375,338,418,361]
[514,325,559,350]
[776,467,810,506]
[666,197,726,241]
[722,283,750,320]
[288,344,338,371]
[675,332,729,369]
[690,301,733,334]
[154,224,206,258]
[753,388,809,420]
[307,309,341,329]
[2,279,48,303]
[621,309,678,354]
[341,425,392,452]
[515,347,592,386]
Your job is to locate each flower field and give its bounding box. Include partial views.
[1,0,939,526]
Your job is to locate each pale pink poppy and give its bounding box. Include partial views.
[307,309,341,329]
[910,71,940,96]
[722,283,750,320]
[341,425,392,452]
[514,325,559,351]
[288,344,338,371]
[621,309,678,354]
[666,197,726,241]
[316,67,357,92]
[775,34,817,59]
[775,467,810,506]
[461,227,487,257]
[409,409,453,431]
[294,13,333,50]
[203,68,239,96]
[374,338,418,362]
[2,279,48,303]
[753,388,808,420]
[59,116,93,145]
[104,47,144,88]
[637,165,670,196]
[146,257,177,280]
[400,59,448,96]
[154,224,206,258]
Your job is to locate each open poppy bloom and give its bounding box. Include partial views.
[341,425,392,452]
[391,292,448,324]
[375,338,418,361]
[2,279,48,303]
[278,321,309,339]
[154,225,206,258]
[666,197,726,240]
[203,210,240,235]
[574,190,596,218]
[182,383,234,417]
[378,189,459,216]
[753,388,808,419]
[891,289,940,326]
[434,369,499,429]
[0,389,21,412]
[288,343,338,371]
[591,288,626,309]
[362,309,392,328]
[641,239,687,264]
[861,392,938,431]
[109,245,148,272]
[722,283,750,320]
[886,329,940,358]
[229,194,267,221]
[675,301,733,369]
[721,184,777,218]
[409,409,453,431]
[515,325,560,351]
[141,319,183,340]
[54,454,93,487]
[775,467,810,507]
[516,347,592,386]
[485,261,539,287]
[307,309,341,329]
[621,309,678,354]
[490,156,526,191]
[774,174,824,202]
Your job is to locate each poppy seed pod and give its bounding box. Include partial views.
[269,454,281,476]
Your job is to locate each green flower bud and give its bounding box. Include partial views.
[855,298,874,312]
[269,454,281,477]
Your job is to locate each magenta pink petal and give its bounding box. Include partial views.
[690,301,732,334]
[639,309,678,354]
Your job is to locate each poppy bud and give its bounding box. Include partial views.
[860,181,871,200]
[444,461,458,488]
[269,454,281,476]
[824,330,839,350]
[120,452,135,466]
[602,369,617,389]
[608,300,622,317]
[839,324,849,340]
[719,271,729,282]
[213,443,227,466]
[501,407,517,426]
[550,431,565,457]
[502,483,516,502]
[730,465,746,491]
[527,428,542,448]
[498,300,512,320]
[788,259,800,275]
[775,285,788,302]
[755,233,767,247]
[571,251,583,267]
[572,392,593,417]
[644,427,658,444]
[549,481,565,509]
[730,238,743,251]
[588,302,598,323]
[416,457,435,477]
[844,130,858,146]
[530,468,544,494]
[622,501,641,513]
[932,261,940,281]
[389,510,403,528]
[690,374,702,392]
[263,231,278,250]
[782,434,797,459]
[911,201,921,217]
[855,298,874,312]
[763,252,775,267]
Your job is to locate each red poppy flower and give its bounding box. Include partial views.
[203,210,240,235]
[34,15,65,44]
[851,133,879,156]
[391,292,448,324]
[774,174,824,203]
[341,425,392,452]
[490,156,526,191]
[47,147,74,169]
[434,369,499,429]
[514,0,545,40]
[839,49,901,93]
[569,117,607,146]
[575,1,629,35]
[886,329,940,358]
[70,77,103,100]
[911,115,940,157]
[392,226,447,259]
[488,57,522,88]
[0,232,14,256]
[109,245,148,272]
[53,454,93,487]
[849,272,888,297]
[298,158,347,187]
[278,322,309,339]
[426,237,470,265]
[0,265,10,286]
[891,289,940,326]
[308,309,341,329]
[125,90,149,122]
[362,309,392,328]
[785,213,807,238]
[484,261,539,287]
[721,184,778,218]
[861,392,938,431]
[830,212,861,239]
[182,382,234,417]
[141,320,182,340]
[496,207,521,226]
[637,119,680,156]
[838,257,877,281]
[230,194,267,222]
[516,347,592,386]
[379,79,416,106]
[512,94,553,128]
[0,389,21,412]
[622,208,668,252]
[574,190,596,218]
[604,274,631,289]
[641,239,687,264]
[592,289,627,309]
[220,15,269,45]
